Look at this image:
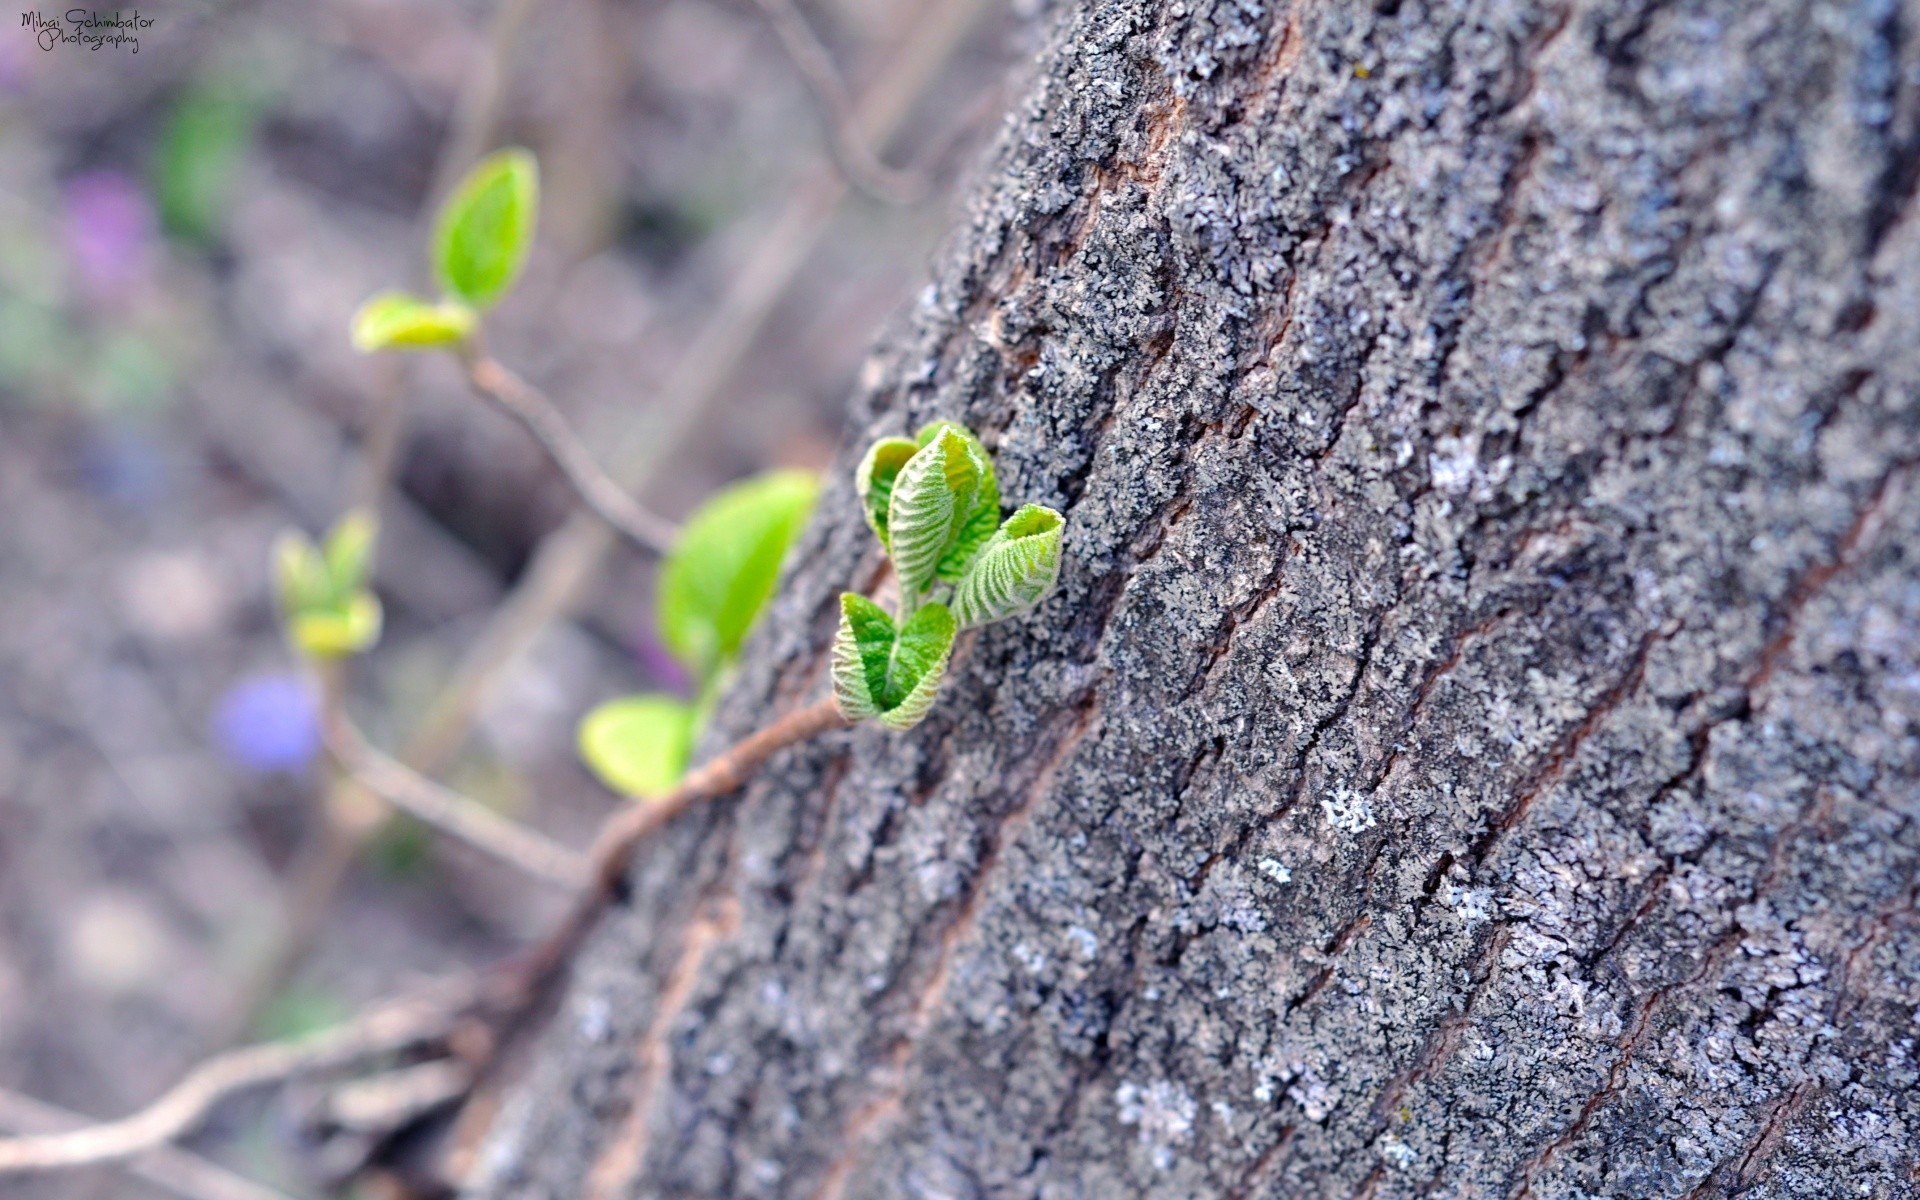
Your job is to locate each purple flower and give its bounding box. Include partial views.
[632,629,695,698]
[212,673,320,773]
[63,170,153,295]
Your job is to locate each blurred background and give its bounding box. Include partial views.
[0,0,1026,1193]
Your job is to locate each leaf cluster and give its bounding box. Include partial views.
[833,422,1063,729]
[274,510,382,660]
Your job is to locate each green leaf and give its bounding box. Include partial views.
[878,601,956,730]
[828,593,956,729]
[350,292,476,352]
[273,531,330,615]
[855,437,918,549]
[830,593,893,722]
[953,504,1064,628]
[152,79,258,244]
[658,469,820,681]
[288,592,382,660]
[323,509,378,593]
[912,422,1000,581]
[432,148,539,309]
[886,429,984,601]
[577,695,695,799]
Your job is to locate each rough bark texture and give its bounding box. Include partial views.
[471,0,1920,1196]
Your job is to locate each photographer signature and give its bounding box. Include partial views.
[20,9,153,54]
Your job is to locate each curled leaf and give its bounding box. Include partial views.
[913,422,1000,580]
[886,429,984,601]
[855,437,918,549]
[349,292,475,352]
[879,601,957,730]
[953,504,1064,628]
[829,594,957,729]
[578,694,695,799]
[433,148,539,310]
[831,593,894,722]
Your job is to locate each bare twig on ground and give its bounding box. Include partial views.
[0,980,478,1176]
[0,1089,297,1200]
[325,712,589,889]
[751,0,928,203]
[458,348,680,556]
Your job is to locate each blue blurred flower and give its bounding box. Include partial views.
[212,673,320,773]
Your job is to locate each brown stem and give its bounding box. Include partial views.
[0,1089,296,1200]
[325,711,589,889]
[460,349,680,556]
[0,699,851,1179]
[0,979,478,1176]
[508,697,850,1013]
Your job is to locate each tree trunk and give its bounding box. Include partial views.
[470,0,1920,1196]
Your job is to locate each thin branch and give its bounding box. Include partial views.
[325,712,589,889]
[0,980,477,1176]
[520,696,850,994]
[459,348,680,556]
[399,0,993,776]
[750,0,928,204]
[0,700,847,1180]
[0,1089,297,1200]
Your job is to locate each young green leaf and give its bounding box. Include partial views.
[288,592,383,660]
[273,531,331,616]
[855,437,918,549]
[350,292,475,352]
[432,148,539,310]
[830,592,894,722]
[577,694,695,799]
[828,594,957,729]
[657,469,819,681]
[953,504,1064,627]
[886,428,983,601]
[909,421,1001,580]
[877,600,956,730]
[323,509,379,593]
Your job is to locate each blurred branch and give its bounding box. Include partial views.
[751,0,929,204]
[0,699,846,1181]
[0,1090,296,1200]
[509,698,851,1013]
[0,980,477,1176]
[325,711,589,889]
[401,0,995,775]
[458,347,680,556]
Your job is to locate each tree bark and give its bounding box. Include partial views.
[471,0,1920,1196]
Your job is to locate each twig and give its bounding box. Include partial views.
[750,0,928,204]
[519,697,849,1002]
[0,980,477,1176]
[0,1089,297,1200]
[325,712,589,889]
[400,0,993,775]
[0,700,847,1180]
[459,348,680,556]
